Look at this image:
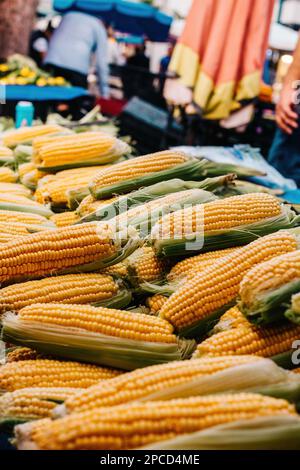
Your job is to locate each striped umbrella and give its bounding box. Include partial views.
[169,0,275,120]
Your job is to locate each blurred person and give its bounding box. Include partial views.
[107,25,124,66]
[159,43,174,92]
[44,11,109,97]
[127,43,150,70]
[269,38,300,185]
[29,20,54,67]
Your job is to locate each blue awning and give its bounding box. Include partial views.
[53,0,173,42]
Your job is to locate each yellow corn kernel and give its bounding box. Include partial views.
[194,322,300,358]
[0,183,32,198]
[127,247,167,284]
[0,167,17,183]
[160,231,299,333]
[91,151,189,197]
[0,222,117,284]
[0,210,51,227]
[25,394,296,450]
[167,248,239,282]
[0,359,122,392]
[212,306,250,334]
[154,193,282,241]
[17,303,176,344]
[3,125,62,148]
[50,212,80,227]
[240,250,300,310]
[101,262,128,278]
[6,348,47,363]
[77,195,118,218]
[0,388,80,420]
[0,274,120,313]
[64,355,261,413]
[146,294,168,315]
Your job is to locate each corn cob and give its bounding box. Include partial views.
[146,295,168,315]
[0,359,122,392]
[3,125,62,148]
[0,145,14,165]
[212,306,250,334]
[0,210,53,227]
[151,193,300,257]
[194,322,300,362]
[61,355,261,414]
[90,151,193,199]
[50,212,80,227]
[101,262,128,278]
[81,176,234,224]
[6,348,47,363]
[0,193,53,218]
[0,221,46,243]
[32,132,74,154]
[0,182,32,198]
[127,247,168,286]
[0,273,132,314]
[14,145,33,164]
[18,162,36,178]
[34,132,130,171]
[159,231,300,338]
[77,195,118,218]
[16,394,296,450]
[2,306,195,370]
[0,167,17,183]
[167,248,239,283]
[0,222,139,284]
[240,250,300,325]
[35,166,109,208]
[0,388,81,421]
[90,151,262,200]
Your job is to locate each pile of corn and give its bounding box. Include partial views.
[1,124,300,450]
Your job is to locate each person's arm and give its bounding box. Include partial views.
[95,25,110,98]
[33,37,49,63]
[276,38,300,134]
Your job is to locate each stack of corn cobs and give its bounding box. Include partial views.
[1,124,300,450]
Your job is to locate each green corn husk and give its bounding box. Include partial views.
[112,189,217,239]
[0,156,15,167]
[78,175,235,225]
[217,180,284,198]
[0,202,53,218]
[151,205,300,258]
[141,416,300,450]
[90,158,262,200]
[67,187,92,210]
[14,145,33,164]
[240,279,300,326]
[37,140,130,173]
[91,284,132,310]
[1,313,196,371]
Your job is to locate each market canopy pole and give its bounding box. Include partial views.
[169,0,275,120]
[0,0,39,60]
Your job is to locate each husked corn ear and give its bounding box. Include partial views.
[18,162,36,178]
[160,231,299,336]
[50,212,80,227]
[0,183,32,198]
[0,167,17,183]
[17,304,177,344]
[90,151,190,199]
[0,359,122,392]
[35,166,108,207]
[0,388,81,420]
[0,193,39,207]
[240,251,300,324]
[0,145,13,158]
[3,125,62,148]
[32,132,74,153]
[0,222,118,284]
[23,394,296,450]
[212,306,249,334]
[77,195,118,218]
[6,348,47,363]
[146,295,168,315]
[0,210,51,227]
[101,262,128,278]
[0,274,123,313]
[0,222,37,243]
[168,248,239,282]
[194,322,300,359]
[34,132,129,170]
[153,193,282,241]
[63,355,260,413]
[127,247,167,284]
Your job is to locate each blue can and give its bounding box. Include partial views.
[15,101,34,128]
